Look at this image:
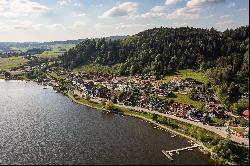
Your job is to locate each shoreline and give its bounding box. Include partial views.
[0,79,240,165]
[66,90,217,162]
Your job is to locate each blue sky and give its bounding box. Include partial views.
[0,0,249,42]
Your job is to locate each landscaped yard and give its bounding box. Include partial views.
[0,57,28,70]
[209,118,225,126]
[162,69,208,84]
[161,93,205,110]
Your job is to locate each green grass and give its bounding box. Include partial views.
[68,91,103,109]
[230,127,246,135]
[50,44,76,52]
[209,118,225,125]
[162,69,208,84]
[48,72,66,80]
[35,51,62,59]
[73,64,112,74]
[10,47,28,52]
[0,56,28,70]
[161,93,205,109]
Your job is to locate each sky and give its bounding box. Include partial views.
[0,0,249,42]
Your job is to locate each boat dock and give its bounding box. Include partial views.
[162,144,201,161]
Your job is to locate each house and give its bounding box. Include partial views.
[208,112,216,118]
[171,76,183,84]
[206,102,222,109]
[243,109,249,120]
[241,92,249,99]
[140,97,149,107]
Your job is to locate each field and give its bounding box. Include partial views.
[50,44,75,52]
[35,44,75,59]
[0,57,28,70]
[162,69,208,84]
[35,51,62,59]
[160,93,205,110]
[10,47,28,52]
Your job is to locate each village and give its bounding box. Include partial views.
[0,62,249,144]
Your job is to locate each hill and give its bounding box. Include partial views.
[60,26,249,108]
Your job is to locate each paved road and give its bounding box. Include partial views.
[116,104,249,146]
[72,90,249,146]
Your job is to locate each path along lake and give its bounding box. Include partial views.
[0,80,214,165]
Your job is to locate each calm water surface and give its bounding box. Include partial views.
[0,80,214,165]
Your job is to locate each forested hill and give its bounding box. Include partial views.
[61,26,249,77]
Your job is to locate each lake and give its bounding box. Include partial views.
[0,80,214,165]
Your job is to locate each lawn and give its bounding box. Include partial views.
[162,69,208,84]
[35,51,62,59]
[230,127,246,135]
[161,93,205,110]
[48,72,66,80]
[73,64,113,74]
[10,47,28,52]
[0,56,28,70]
[209,118,225,126]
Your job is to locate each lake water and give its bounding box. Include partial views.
[0,80,214,165]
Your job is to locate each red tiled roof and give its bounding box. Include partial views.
[173,77,182,81]
[243,109,249,117]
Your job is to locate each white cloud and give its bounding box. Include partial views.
[172,22,188,27]
[115,23,151,30]
[94,23,112,29]
[0,20,68,32]
[0,0,49,17]
[215,19,242,30]
[165,0,181,6]
[186,0,225,8]
[227,2,235,8]
[167,0,225,20]
[96,4,103,8]
[72,21,86,28]
[98,2,138,18]
[167,7,200,19]
[57,0,72,6]
[236,8,248,12]
[216,19,233,25]
[215,19,235,29]
[219,14,230,19]
[74,3,83,7]
[131,6,166,19]
[73,12,86,17]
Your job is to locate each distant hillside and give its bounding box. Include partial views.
[61,26,248,75]
[0,36,128,54]
[61,26,249,106]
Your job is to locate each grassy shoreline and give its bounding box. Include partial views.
[67,91,220,163]
[1,78,247,165]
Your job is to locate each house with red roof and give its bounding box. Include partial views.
[243,109,249,120]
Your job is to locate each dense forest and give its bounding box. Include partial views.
[61,26,249,109]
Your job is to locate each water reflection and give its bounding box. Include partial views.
[0,80,214,165]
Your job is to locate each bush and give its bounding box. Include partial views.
[150,113,158,121]
[85,94,90,100]
[105,100,115,110]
